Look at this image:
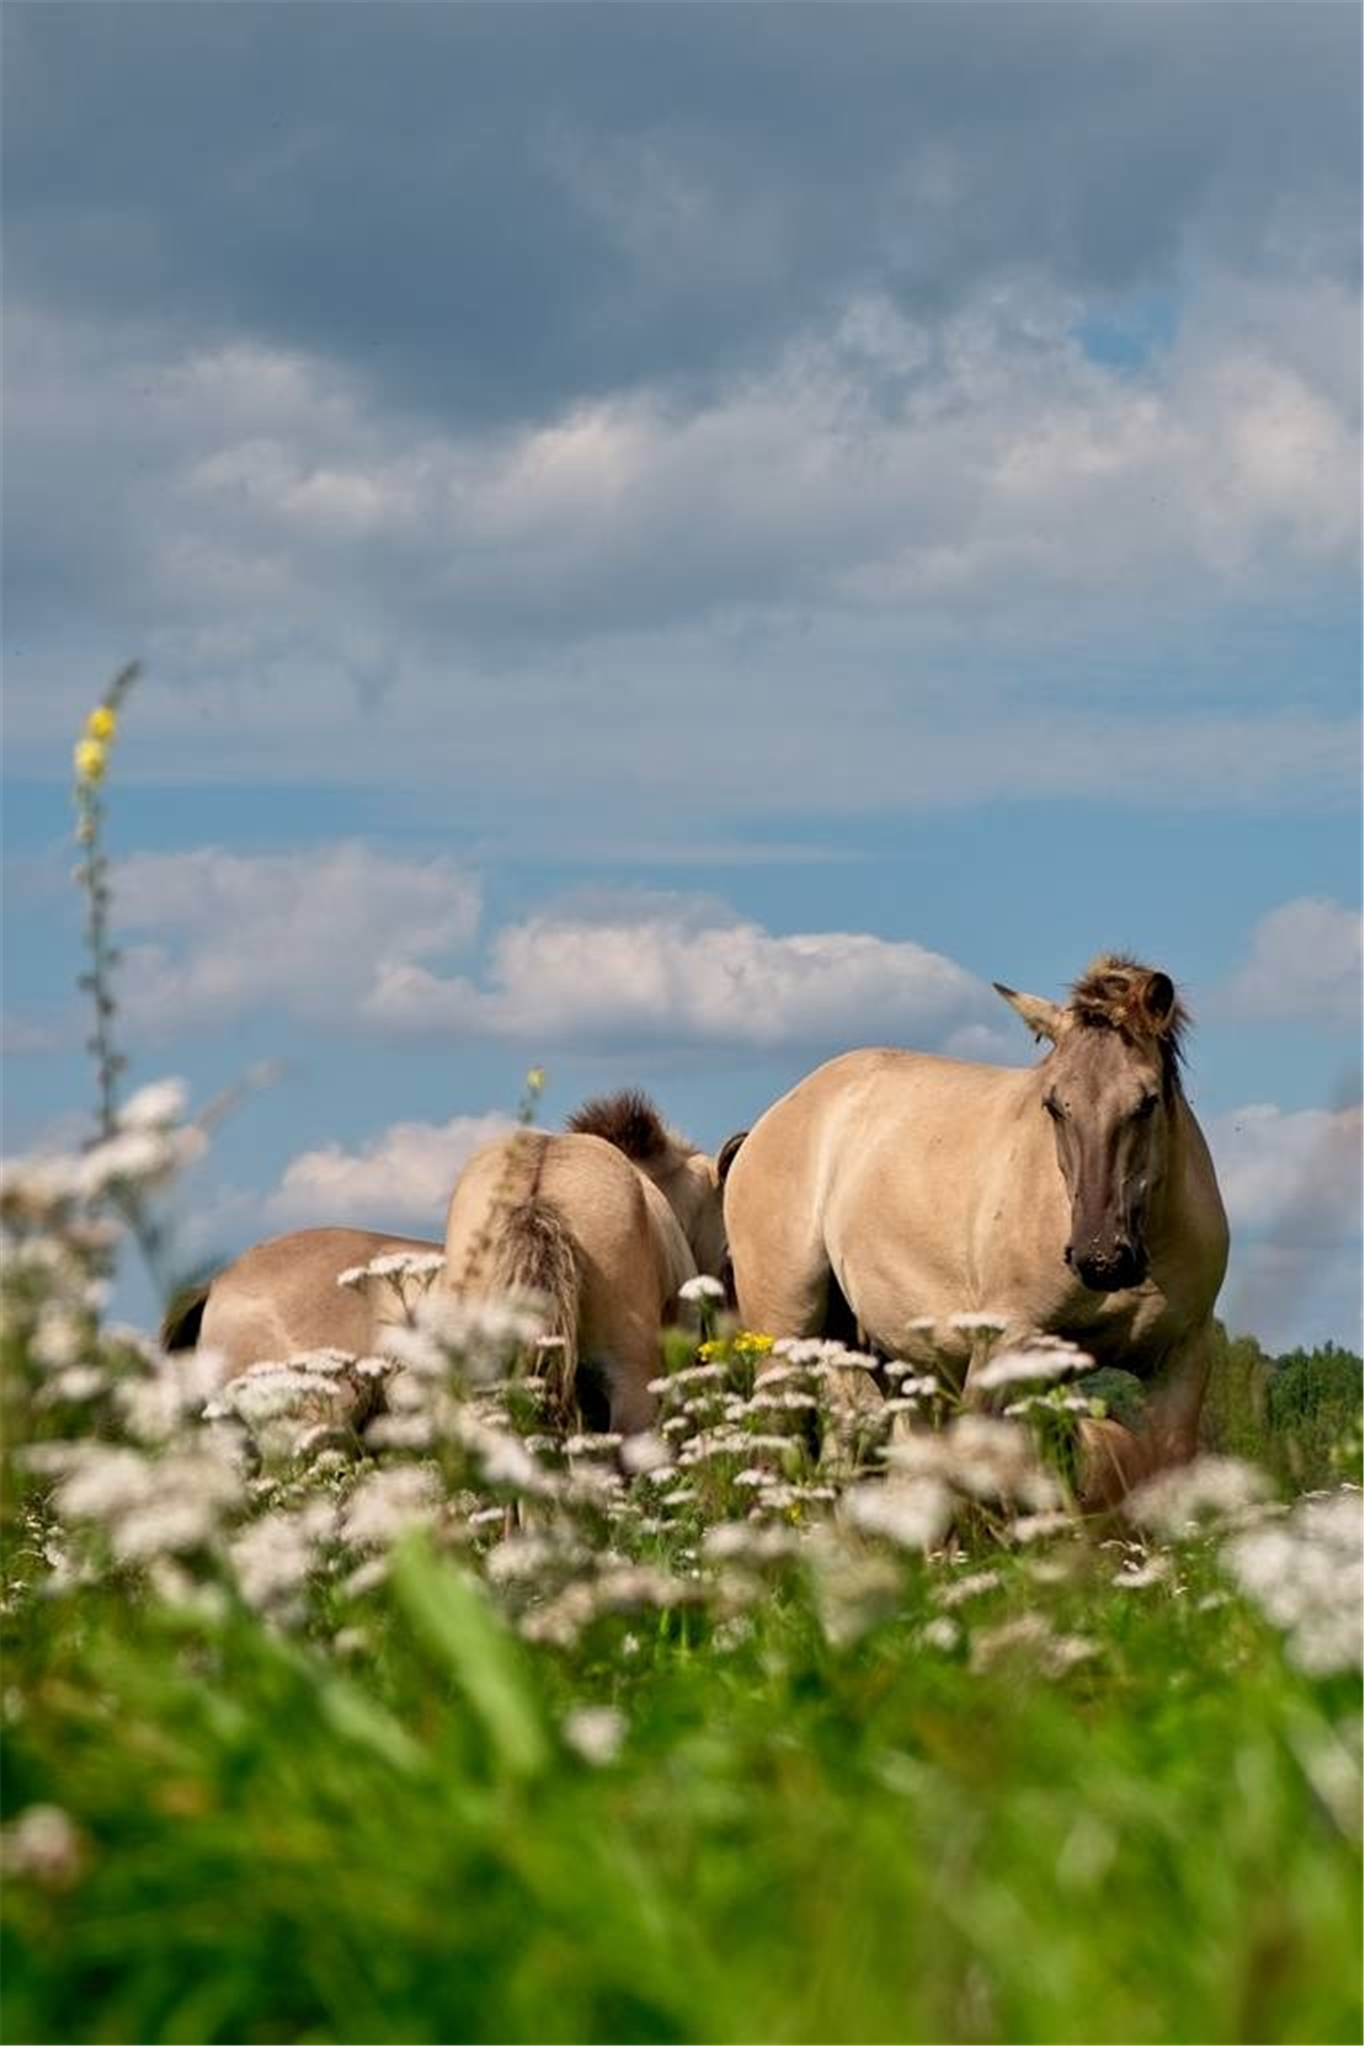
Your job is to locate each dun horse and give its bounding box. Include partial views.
[163,1090,729,1434]
[722,957,1229,1506]
[445,1093,728,1433]
[161,1226,443,1380]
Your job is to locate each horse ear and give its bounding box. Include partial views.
[1139,971,1177,1032]
[993,982,1063,1044]
[715,1130,748,1187]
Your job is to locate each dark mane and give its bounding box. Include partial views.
[565,1088,674,1162]
[1069,953,1189,1082]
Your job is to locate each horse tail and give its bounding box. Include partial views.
[159,1277,212,1355]
[490,1196,582,1421]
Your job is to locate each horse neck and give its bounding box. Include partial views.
[642,1148,713,1263]
[1150,1082,1215,1232]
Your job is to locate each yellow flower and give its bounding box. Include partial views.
[73,738,107,784]
[734,1331,775,1359]
[525,1066,546,1093]
[85,705,117,743]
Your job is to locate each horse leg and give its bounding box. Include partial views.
[578,1284,666,1437]
[729,1221,841,1340]
[1077,1321,1215,1510]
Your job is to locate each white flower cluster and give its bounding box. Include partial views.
[1222,1488,1363,1677]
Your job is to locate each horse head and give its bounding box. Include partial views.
[995,956,1187,1294]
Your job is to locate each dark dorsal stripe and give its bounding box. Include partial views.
[565,1088,672,1163]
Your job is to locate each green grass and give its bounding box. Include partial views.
[4,1518,1360,2045]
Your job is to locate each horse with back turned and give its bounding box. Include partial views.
[163,1089,729,1434]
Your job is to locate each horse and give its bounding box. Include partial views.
[721,956,1229,1508]
[160,1227,444,1379]
[442,1090,730,1434]
[162,1090,730,1435]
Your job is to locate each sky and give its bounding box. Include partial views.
[2,2,1360,1353]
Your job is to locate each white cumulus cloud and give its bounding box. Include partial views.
[113,841,481,1038]
[1209,1097,1362,1350]
[1223,898,1362,1029]
[362,905,995,1054]
[264,1112,514,1230]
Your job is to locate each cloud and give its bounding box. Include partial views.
[3,275,1358,834]
[1222,899,1362,1030]
[263,1112,513,1230]
[362,901,998,1055]
[1206,1100,1363,1352]
[1209,1101,1362,1248]
[6,8,1357,425]
[111,842,481,1038]
[3,9,1356,855]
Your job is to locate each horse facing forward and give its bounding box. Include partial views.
[163,1090,728,1434]
[722,956,1229,1507]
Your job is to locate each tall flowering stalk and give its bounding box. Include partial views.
[516,1066,547,1127]
[70,663,176,1291]
[72,663,139,1143]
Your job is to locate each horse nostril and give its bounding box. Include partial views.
[1063,1245,1074,1268]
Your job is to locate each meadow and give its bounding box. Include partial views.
[2,682,1360,2045]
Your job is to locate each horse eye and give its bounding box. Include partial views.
[1043,1094,1064,1121]
[1134,1093,1158,1121]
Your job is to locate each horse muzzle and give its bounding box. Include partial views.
[1065,1241,1147,1293]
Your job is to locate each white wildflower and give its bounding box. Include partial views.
[948,1311,1009,1337]
[485,1534,579,1585]
[970,1614,1098,1678]
[935,1568,1002,1608]
[117,1078,189,1130]
[0,1805,87,1889]
[921,1616,961,1653]
[368,1251,446,1282]
[649,1363,727,1394]
[701,1523,799,1564]
[115,1348,226,1441]
[886,1415,1060,1511]
[1125,1456,1273,1537]
[619,1431,671,1476]
[403,1289,548,1383]
[54,1445,158,1523]
[974,1343,1092,1393]
[1222,1489,1363,1677]
[0,1153,86,1220]
[562,1705,626,1767]
[230,1502,335,1613]
[843,1476,954,1553]
[363,1413,435,1451]
[341,1465,443,1551]
[1112,1554,1171,1590]
[1009,1509,1079,1544]
[678,1274,726,1304]
[38,1364,105,1405]
[29,1306,90,1373]
[458,1414,555,1495]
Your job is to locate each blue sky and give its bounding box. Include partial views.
[3,2,1360,1351]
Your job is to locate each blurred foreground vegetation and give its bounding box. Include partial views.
[2,1164,1359,2045]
